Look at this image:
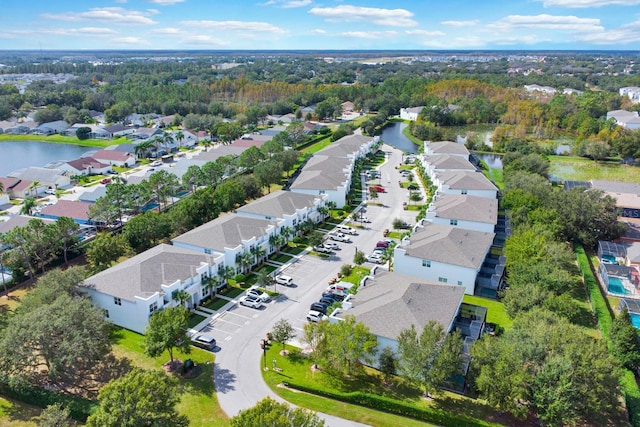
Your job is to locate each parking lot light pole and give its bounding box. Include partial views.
[260,339,267,370]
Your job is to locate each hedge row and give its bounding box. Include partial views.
[0,382,96,421]
[574,243,640,427]
[285,381,496,427]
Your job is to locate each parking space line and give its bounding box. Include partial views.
[214,318,245,327]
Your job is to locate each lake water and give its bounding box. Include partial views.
[475,153,503,169]
[0,141,95,176]
[379,122,419,153]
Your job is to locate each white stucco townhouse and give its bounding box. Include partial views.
[171,213,282,274]
[423,141,470,159]
[425,194,498,233]
[433,170,498,200]
[235,190,328,229]
[81,244,224,334]
[289,155,353,208]
[393,222,495,295]
[400,106,424,121]
[421,154,477,182]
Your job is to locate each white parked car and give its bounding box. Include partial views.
[329,233,351,243]
[150,160,162,167]
[367,253,384,264]
[307,310,328,323]
[275,274,294,286]
[239,295,263,309]
[322,241,340,250]
[247,288,270,302]
[360,216,372,223]
[313,245,332,254]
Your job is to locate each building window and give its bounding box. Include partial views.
[422,259,431,267]
[149,302,158,313]
[450,219,458,226]
[438,277,448,283]
[204,248,211,254]
[114,297,121,306]
[461,189,468,195]
[104,309,110,318]
[457,281,463,286]
[265,216,272,220]
[319,190,325,195]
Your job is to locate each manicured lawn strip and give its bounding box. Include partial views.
[187,313,207,329]
[575,244,640,427]
[111,328,229,427]
[219,286,244,299]
[317,223,337,231]
[387,231,404,239]
[301,136,332,154]
[203,297,229,311]
[341,266,370,286]
[262,346,499,427]
[462,295,513,332]
[270,253,294,263]
[283,244,306,255]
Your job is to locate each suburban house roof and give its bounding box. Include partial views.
[425,154,476,171]
[37,120,69,133]
[39,200,92,221]
[314,135,373,158]
[193,146,246,162]
[172,213,278,252]
[79,186,108,203]
[103,124,130,133]
[82,244,219,302]
[0,177,32,193]
[92,149,133,161]
[590,180,640,209]
[425,141,470,156]
[290,155,351,191]
[430,194,498,224]
[335,270,464,340]
[65,157,109,172]
[401,222,495,269]
[232,134,271,147]
[0,215,56,234]
[437,171,498,191]
[403,106,424,114]
[9,167,68,183]
[237,190,320,218]
[111,144,137,154]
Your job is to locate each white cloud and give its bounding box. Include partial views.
[146,0,185,4]
[109,36,151,45]
[309,5,417,27]
[489,14,603,32]
[441,20,479,27]
[311,28,327,34]
[537,0,640,7]
[180,35,230,46]
[41,7,157,25]
[340,30,398,39]
[264,0,312,8]
[150,27,183,35]
[578,18,640,43]
[0,27,118,37]
[405,29,446,37]
[180,20,287,34]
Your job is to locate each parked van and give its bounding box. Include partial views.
[336,225,357,235]
[191,334,216,351]
[275,274,294,286]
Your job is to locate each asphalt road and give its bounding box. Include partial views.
[212,145,420,426]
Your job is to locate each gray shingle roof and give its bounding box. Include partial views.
[172,213,278,252]
[290,155,350,191]
[337,270,464,340]
[237,190,319,218]
[431,194,498,224]
[438,171,498,191]
[402,222,495,269]
[426,141,470,156]
[425,154,476,171]
[315,134,372,157]
[82,244,218,301]
[9,167,67,182]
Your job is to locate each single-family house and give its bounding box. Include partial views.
[341,101,355,113]
[524,84,557,95]
[393,222,495,295]
[103,124,135,139]
[433,171,498,199]
[92,149,136,168]
[37,200,93,224]
[81,244,223,334]
[171,213,281,274]
[590,180,640,219]
[425,194,498,233]
[236,190,327,229]
[423,141,470,159]
[0,215,56,234]
[32,120,69,136]
[289,155,352,207]
[606,110,640,130]
[132,127,163,141]
[0,177,33,199]
[8,167,70,194]
[3,124,32,135]
[400,106,424,121]
[79,186,108,204]
[331,269,465,359]
[55,157,111,176]
[620,87,640,104]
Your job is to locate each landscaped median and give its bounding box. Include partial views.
[575,243,640,427]
[261,345,503,427]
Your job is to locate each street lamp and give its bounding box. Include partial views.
[260,339,267,370]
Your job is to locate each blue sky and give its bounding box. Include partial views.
[1,0,640,50]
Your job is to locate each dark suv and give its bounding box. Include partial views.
[310,302,329,314]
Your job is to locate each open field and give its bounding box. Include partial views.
[0,134,121,148]
[549,156,640,183]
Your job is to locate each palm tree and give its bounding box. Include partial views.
[240,251,254,273]
[218,265,235,284]
[173,289,191,308]
[20,197,36,215]
[134,139,155,159]
[162,131,175,153]
[280,226,294,243]
[0,182,4,195]
[317,206,329,221]
[256,246,267,264]
[174,130,184,148]
[28,181,40,197]
[269,234,285,254]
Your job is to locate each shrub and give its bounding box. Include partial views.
[292,237,302,244]
[234,273,246,283]
[0,382,96,421]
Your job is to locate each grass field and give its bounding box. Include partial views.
[0,397,40,427]
[549,156,640,183]
[462,295,513,331]
[111,328,230,427]
[0,134,121,147]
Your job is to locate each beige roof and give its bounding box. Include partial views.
[425,154,475,171]
[82,244,218,301]
[336,270,464,340]
[237,190,319,218]
[426,141,469,156]
[431,194,498,224]
[401,222,495,269]
[172,213,278,252]
[438,171,498,191]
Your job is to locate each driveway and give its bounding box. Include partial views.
[213,145,418,425]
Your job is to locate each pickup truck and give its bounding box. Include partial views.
[313,245,332,254]
[328,233,351,243]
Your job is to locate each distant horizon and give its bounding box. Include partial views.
[2,1,640,51]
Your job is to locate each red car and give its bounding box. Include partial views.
[100,178,112,184]
[369,186,386,193]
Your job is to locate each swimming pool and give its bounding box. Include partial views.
[631,313,640,329]
[142,203,160,212]
[608,276,631,296]
[602,254,617,264]
[175,190,189,197]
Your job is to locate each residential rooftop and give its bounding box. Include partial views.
[236,190,321,219]
[430,194,498,224]
[437,170,498,191]
[290,155,351,191]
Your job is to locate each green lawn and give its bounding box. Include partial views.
[462,295,513,331]
[0,396,41,427]
[270,253,294,263]
[111,328,230,427]
[282,244,306,255]
[187,313,207,329]
[202,297,230,311]
[549,156,640,183]
[341,266,370,286]
[262,345,502,427]
[218,286,244,299]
